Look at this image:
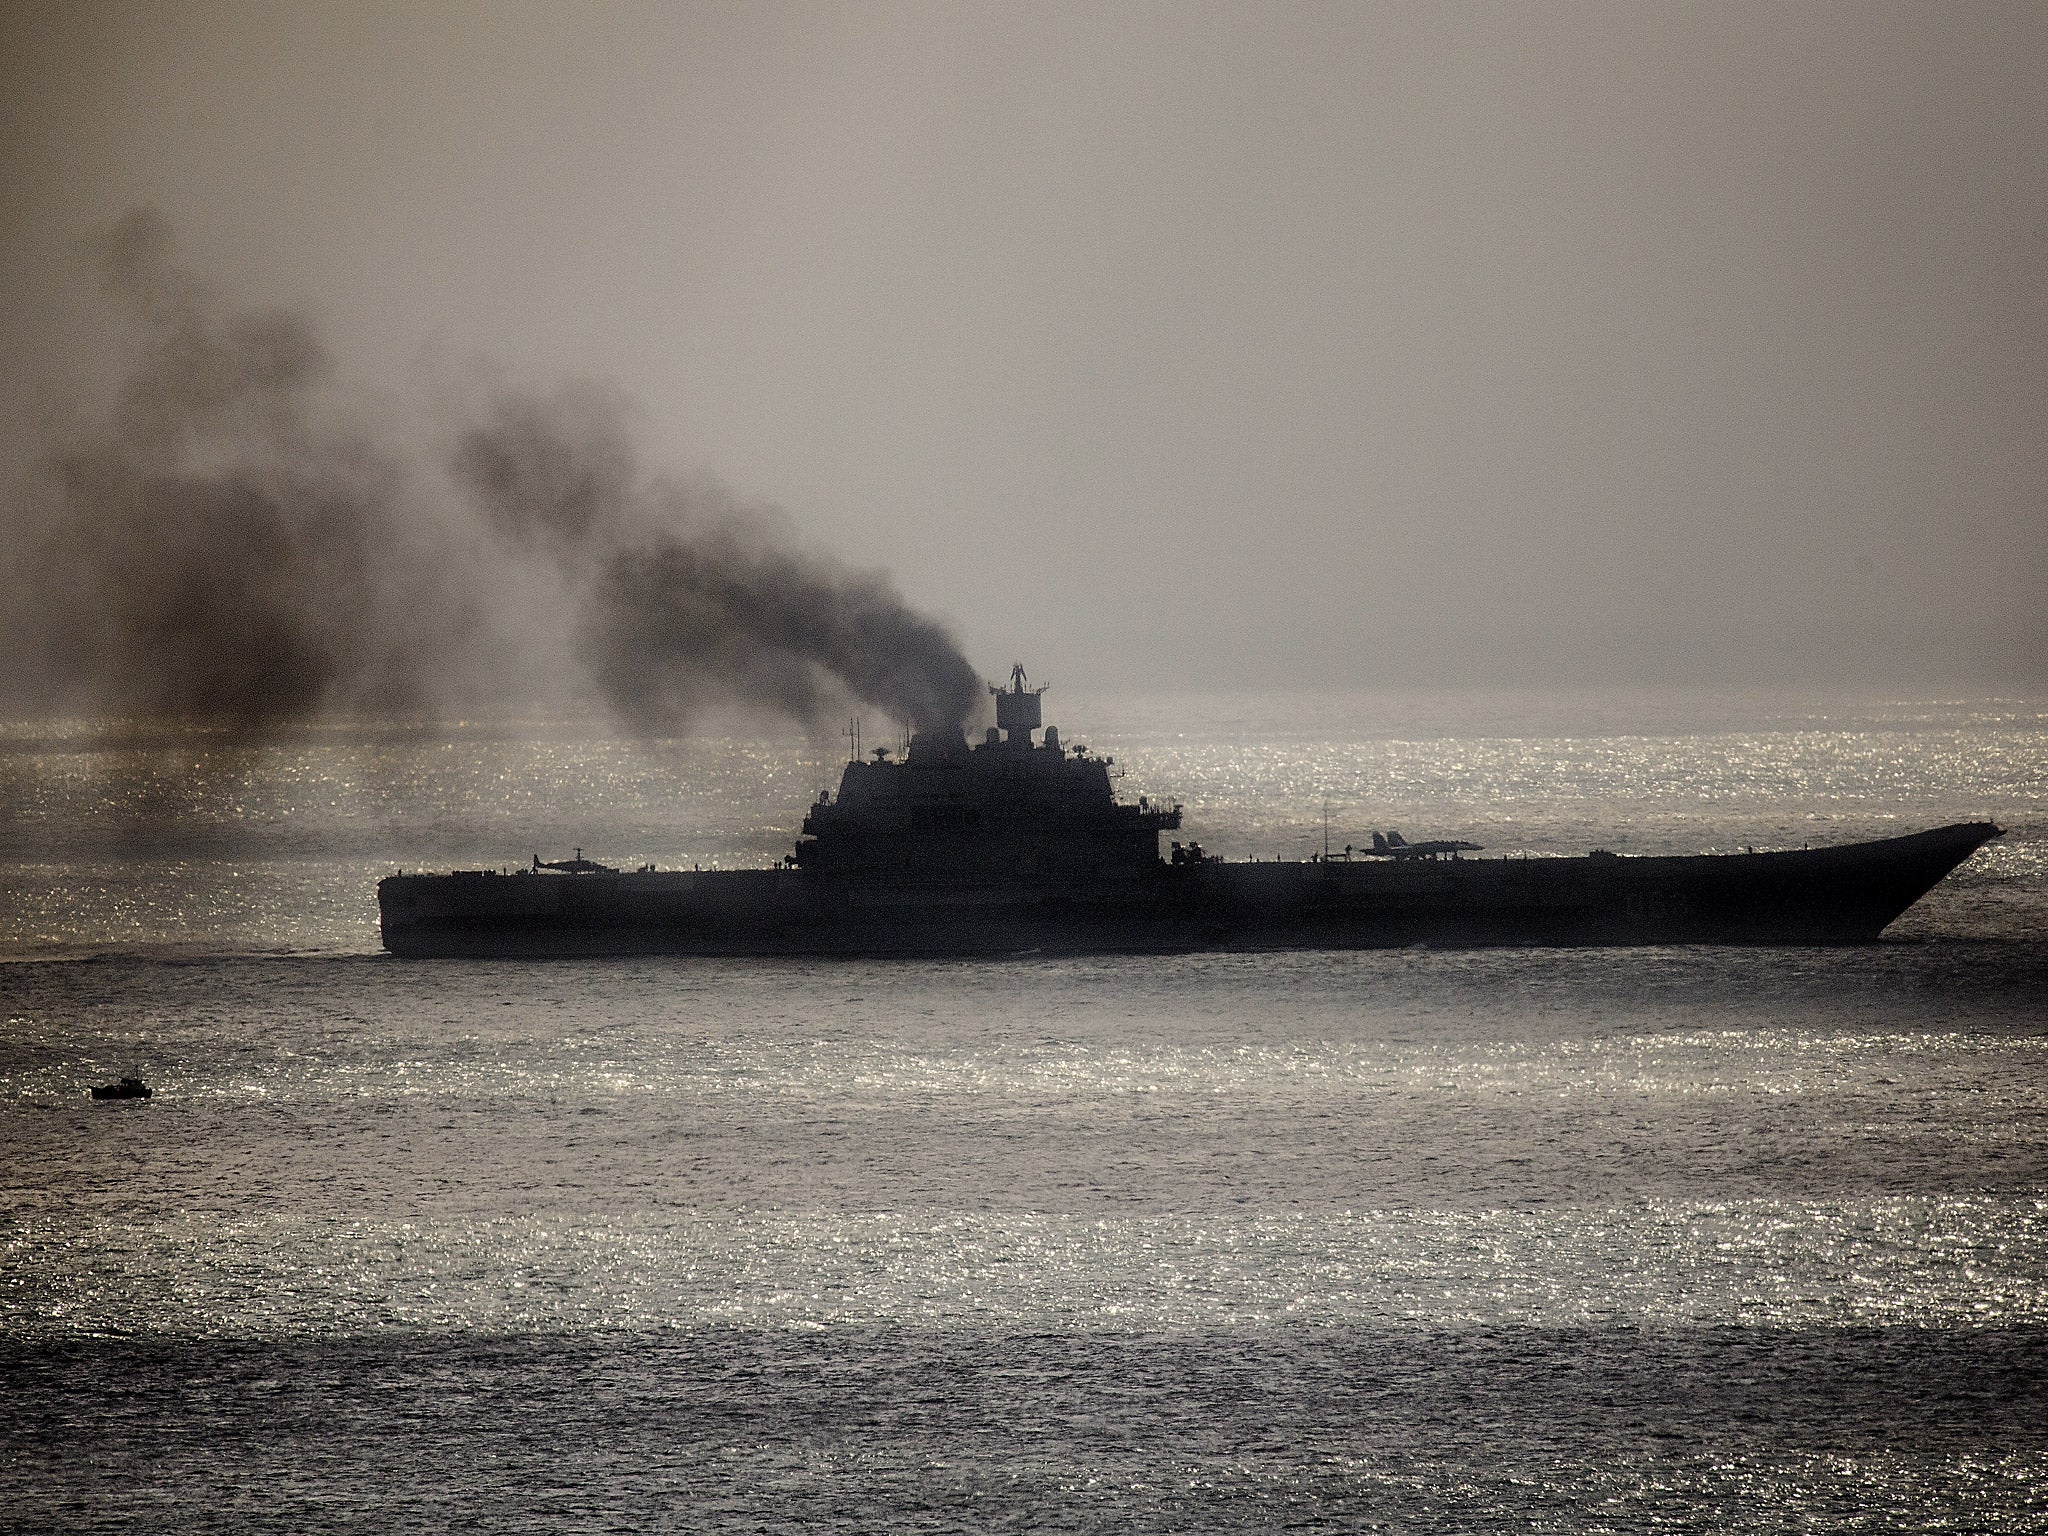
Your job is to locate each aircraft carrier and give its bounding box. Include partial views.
[379,668,2001,957]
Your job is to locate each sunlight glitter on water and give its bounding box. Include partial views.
[3,696,2043,1529]
[8,1199,2044,1338]
[10,1028,2044,1126]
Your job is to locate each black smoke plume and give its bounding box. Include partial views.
[452,391,984,735]
[2,212,983,739]
[7,210,454,728]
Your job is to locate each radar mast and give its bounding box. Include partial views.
[991,663,1046,746]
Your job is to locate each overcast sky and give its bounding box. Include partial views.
[2,0,2043,697]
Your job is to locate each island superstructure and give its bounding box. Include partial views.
[378,667,2000,957]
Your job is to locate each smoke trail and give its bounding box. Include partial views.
[452,391,984,735]
[3,212,983,738]
[7,209,458,728]
[586,531,986,735]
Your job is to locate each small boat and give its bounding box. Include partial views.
[89,1077,152,1100]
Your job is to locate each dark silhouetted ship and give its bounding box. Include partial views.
[379,667,2001,957]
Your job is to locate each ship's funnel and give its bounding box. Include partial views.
[907,727,969,761]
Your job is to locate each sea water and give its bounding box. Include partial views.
[2,691,2043,1531]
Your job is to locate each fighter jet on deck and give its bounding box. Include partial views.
[1368,830,1484,861]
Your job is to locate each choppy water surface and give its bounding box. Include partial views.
[3,692,2044,1530]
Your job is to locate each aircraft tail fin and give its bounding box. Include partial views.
[1371,832,1390,853]
[1387,830,1408,848]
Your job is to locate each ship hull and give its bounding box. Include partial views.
[378,822,1999,958]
